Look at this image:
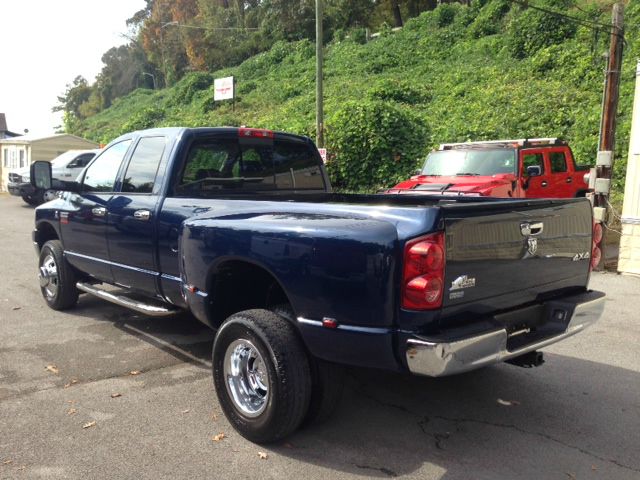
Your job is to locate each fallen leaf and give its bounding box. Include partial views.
[258,451,268,460]
[82,421,96,429]
[111,393,122,398]
[497,398,520,406]
[212,433,225,442]
[45,365,59,375]
[592,465,598,471]
[64,379,78,388]
[67,408,77,416]
[129,370,141,376]
[67,400,76,404]
[566,473,576,480]
[12,307,21,311]
[2,460,12,465]
[182,409,190,414]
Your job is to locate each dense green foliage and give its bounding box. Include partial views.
[69,0,638,197]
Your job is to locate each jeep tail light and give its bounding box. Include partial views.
[591,222,603,270]
[402,232,445,310]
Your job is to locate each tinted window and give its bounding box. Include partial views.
[273,142,324,188]
[83,140,131,192]
[122,137,166,193]
[176,139,239,195]
[523,153,545,174]
[175,137,323,196]
[550,152,567,173]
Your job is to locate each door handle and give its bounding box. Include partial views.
[566,177,573,183]
[91,207,107,217]
[134,210,151,221]
[541,181,548,187]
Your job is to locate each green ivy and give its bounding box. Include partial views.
[325,100,429,191]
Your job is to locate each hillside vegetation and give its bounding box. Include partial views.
[70,0,639,196]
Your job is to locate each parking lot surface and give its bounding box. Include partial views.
[0,193,639,480]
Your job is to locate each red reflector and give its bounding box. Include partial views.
[186,285,198,293]
[322,318,338,329]
[593,222,603,244]
[238,128,274,139]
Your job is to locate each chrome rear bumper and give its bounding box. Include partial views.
[406,290,605,377]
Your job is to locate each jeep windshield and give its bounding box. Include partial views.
[420,149,516,176]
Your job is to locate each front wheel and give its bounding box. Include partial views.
[212,309,312,443]
[38,240,79,310]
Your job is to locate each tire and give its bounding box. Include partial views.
[212,309,312,443]
[271,304,345,425]
[22,194,39,206]
[38,240,79,310]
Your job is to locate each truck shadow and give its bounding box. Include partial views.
[70,297,640,479]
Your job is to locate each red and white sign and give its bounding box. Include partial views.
[318,148,327,163]
[214,76,234,101]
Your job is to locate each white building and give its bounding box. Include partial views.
[0,133,99,192]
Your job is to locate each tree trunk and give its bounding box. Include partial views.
[391,0,403,27]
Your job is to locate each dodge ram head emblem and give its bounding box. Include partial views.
[521,222,543,256]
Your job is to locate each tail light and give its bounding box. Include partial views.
[402,232,445,310]
[591,222,603,270]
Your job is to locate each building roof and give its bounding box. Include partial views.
[0,113,22,138]
[0,133,98,145]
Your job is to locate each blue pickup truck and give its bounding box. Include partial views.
[30,127,605,443]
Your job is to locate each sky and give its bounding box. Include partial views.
[0,0,146,137]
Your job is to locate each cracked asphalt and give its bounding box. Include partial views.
[1,193,639,480]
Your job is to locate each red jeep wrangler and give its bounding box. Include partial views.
[387,138,591,198]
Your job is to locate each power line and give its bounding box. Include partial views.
[506,0,624,38]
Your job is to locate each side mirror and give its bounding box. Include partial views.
[31,161,52,189]
[526,165,542,177]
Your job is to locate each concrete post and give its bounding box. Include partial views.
[618,60,640,276]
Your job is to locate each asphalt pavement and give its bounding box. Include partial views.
[0,193,638,480]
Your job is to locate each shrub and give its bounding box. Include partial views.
[166,72,214,106]
[506,0,577,59]
[467,0,511,38]
[121,106,165,133]
[367,79,430,105]
[325,100,428,191]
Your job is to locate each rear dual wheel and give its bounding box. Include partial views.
[212,308,345,443]
[212,309,312,443]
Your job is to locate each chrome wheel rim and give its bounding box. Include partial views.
[39,254,59,300]
[223,339,269,417]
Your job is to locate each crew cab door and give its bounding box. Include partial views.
[545,148,575,198]
[106,136,168,294]
[61,140,132,282]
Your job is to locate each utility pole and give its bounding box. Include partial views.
[315,0,324,148]
[593,2,624,267]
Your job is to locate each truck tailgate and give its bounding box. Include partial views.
[439,199,592,324]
